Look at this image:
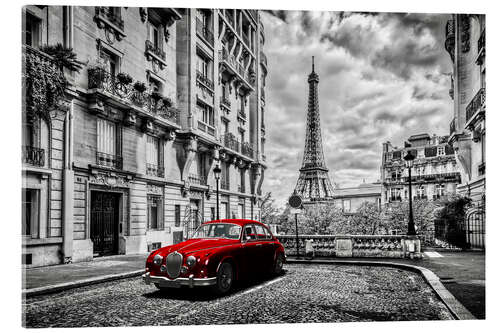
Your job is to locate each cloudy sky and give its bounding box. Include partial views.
[260,10,454,208]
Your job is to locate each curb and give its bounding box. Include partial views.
[286,258,476,321]
[22,269,144,298]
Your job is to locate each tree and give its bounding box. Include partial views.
[346,202,382,235]
[40,43,84,73]
[381,199,441,236]
[260,192,280,225]
[434,195,472,248]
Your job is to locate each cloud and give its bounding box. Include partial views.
[260,10,453,207]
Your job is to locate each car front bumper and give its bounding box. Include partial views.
[142,272,217,288]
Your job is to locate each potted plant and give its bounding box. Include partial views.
[133,81,147,93]
[162,96,173,108]
[151,91,163,102]
[116,72,133,85]
[40,43,84,73]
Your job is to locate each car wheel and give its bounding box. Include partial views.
[273,253,285,275]
[212,261,233,295]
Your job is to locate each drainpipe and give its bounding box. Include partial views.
[62,5,75,264]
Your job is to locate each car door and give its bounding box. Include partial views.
[253,224,274,272]
[240,224,260,276]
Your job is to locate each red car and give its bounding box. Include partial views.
[143,219,286,294]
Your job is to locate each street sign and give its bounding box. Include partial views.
[288,194,302,208]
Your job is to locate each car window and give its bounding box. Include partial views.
[263,226,273,239]
[243,225,256,240]
[253,224,268,240]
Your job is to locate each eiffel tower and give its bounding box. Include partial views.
[292,57,335,204]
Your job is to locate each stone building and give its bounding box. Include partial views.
[381,134,461,205]
[445,14,485,248]
[22,6,267,267]
[332,181,381,214]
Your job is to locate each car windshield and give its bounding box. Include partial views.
[191,223,242,240]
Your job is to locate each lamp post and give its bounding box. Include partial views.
[213,164,222,220]
[403,151,416,236]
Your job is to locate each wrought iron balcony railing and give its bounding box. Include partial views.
[87,68,179,124]
[146,163,164,177]
[96,151,123,169]
[188,173,207,185]
[466,88,485,124]
[196,18,214,45]
[22,146,45,167]
[221,133,241,153]
[241,142,254,159]
[145,40,166,60]
[196,70,214,91]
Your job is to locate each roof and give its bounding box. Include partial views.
[333,183,381,198]
[202,219,263,227]
[408,133,431,141]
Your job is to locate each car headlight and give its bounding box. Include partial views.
[186,255,197,268]
[153,254,163,265]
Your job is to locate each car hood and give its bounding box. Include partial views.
[158,238,240,256]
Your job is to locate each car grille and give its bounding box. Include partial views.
[166,251,182,278]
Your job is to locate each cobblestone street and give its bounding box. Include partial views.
[23,264,453,327]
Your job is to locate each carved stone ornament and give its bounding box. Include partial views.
[165,130,176,141]
[147,184,163,195]
[139,7,148,23]
[181,182,190,197]
[90,172,130,188]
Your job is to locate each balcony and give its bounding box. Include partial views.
[146,163,164,177]
[476,29,485,65]
[22,146,45,167]
[221,133,241,153]
[196,18,214,45]
[220,179,230,190]
[188,174,207,186]
[196,70,214,91]
[87,68,180,125]
[445,19,455,61]
[241,142,254,159]
[465,88,485,127]
[94,7,125,41]
[197,120,215,136]
[220,96,231,109]
[145,40,166,69]
[96,151,122,169]
[218,49,255,91]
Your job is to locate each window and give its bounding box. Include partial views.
[196,54,210,78]
[99,49,119,76]
[416,166,425,176]
[221,201,229,219]
[342,199,351,213]
[147,195,163,230]
[148,20,161,50]
[238,198,245,219]
[24,12,41,47]
[97,118,121,168]
[243,224,256,240]
[437,146,445,156]
[174,204,181,227]
[197,153,207,183]
[239,169,245,192]
[390,188,401,201]
[436,184,445,198]
[146,135,162,177]
[221,119,229,135]
[417,186,426,199]
[221,161,230,190]
[198,102,214,126]
[391,169,401,180]
[254,224,269,240]
[22,189,39,238]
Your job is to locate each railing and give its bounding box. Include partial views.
[96,151,122,169]
[389,196,402,202]
[220,133,240,153]
[218,49,253,87]
[196,70,214,91]
[196,18,214,45]
[220,96,231,108]
[466,88,485,123]
[87,68,179,124]
[146,163,164,177]
[145,40,165,60]
[241,142,254,159]
[450,117,456,136]
[188,173,207,185]
[276,235,415,258]
[22,146,45,167]
[220,178,230,190]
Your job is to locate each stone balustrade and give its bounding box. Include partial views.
[276,234,421,259]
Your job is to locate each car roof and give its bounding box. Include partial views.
[202,219,266,227]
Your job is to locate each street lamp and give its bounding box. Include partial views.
[213,164,222,220]
[403,150,416,236]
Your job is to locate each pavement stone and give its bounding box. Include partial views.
[23,264,453,327]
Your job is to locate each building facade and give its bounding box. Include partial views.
[445,14,485,248]
[381,134,461,205]
[332,181,381,214]
[22,6,267,267]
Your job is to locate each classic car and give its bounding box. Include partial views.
[142,219,286,294]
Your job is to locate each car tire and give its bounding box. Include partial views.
[273,253,285,275]
[212,261,233,295]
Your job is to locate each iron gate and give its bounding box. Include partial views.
[91,192,119,256]
[466,201,485,250]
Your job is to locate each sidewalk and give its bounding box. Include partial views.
[287,250,485,319]
[22,253,148,296]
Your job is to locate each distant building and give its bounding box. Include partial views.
[332,181,381,214]
[381,134,461,205]
[445,14,485,248]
